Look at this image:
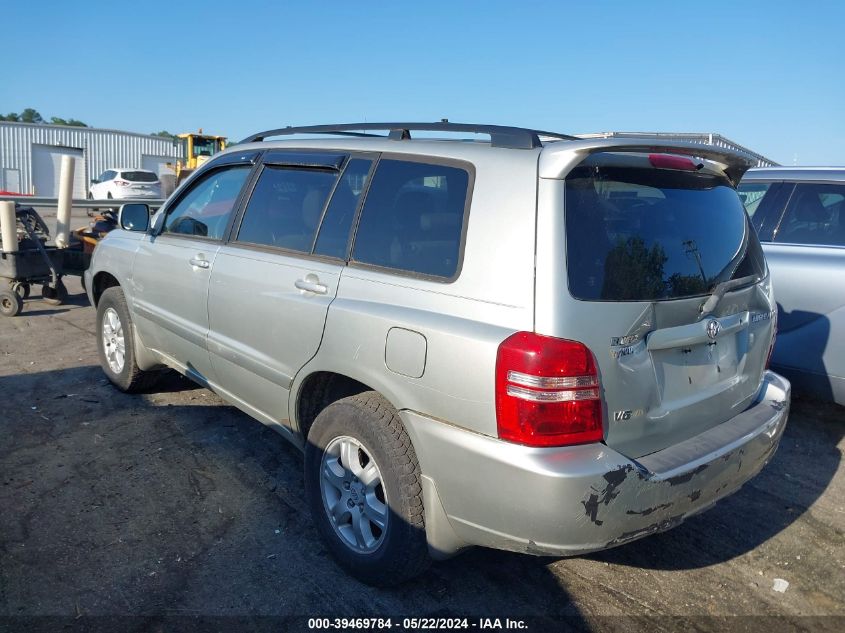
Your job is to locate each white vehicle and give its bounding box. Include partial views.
[88,169,162,201]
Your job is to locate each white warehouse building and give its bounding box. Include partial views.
[0,121,185,197]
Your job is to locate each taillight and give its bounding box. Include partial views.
[114,179,129,186]
[495,332,603,447]
[648,153,700,171]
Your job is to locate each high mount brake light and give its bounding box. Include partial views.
[495,332,603,447]
[648,153,700,171]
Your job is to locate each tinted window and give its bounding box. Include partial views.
[314,158,373,259]
[121,170,158,182]
[237,166,337,252]
[566,166,766,301]
[351,159,469,278]
[774,182,845,246]
[162,166,250,239]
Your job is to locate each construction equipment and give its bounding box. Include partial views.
[167,130,227,187]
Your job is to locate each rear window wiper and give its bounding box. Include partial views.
[699,274,760,317]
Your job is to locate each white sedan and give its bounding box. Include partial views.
[88,168,162,201]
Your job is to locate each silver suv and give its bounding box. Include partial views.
[85,122,790,585]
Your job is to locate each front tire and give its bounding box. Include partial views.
[304,392,430,586]
[96,286,158,392]
[0,290,22,317]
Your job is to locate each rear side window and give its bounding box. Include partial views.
[351,159,470,279]
[565,165,766,301]
[121,171,158,182]
[773,182,845,247]
[237,166,338,252]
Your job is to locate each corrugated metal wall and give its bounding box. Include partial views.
[0,121,185,194]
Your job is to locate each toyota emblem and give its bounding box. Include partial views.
[706,319,721,340]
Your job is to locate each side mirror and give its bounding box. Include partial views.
[90,179,99,185]
[118,203,150,232]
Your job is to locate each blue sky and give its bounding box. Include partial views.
[2,1,843,165]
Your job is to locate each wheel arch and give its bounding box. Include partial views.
[91,271,120,306]
[294,370,384,443]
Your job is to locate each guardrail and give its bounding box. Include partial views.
[0,195,166,210]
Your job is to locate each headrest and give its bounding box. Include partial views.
[420,213,460,231]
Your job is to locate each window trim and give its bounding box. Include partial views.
[154,158,258,244]
[312,154,378,259]
[226,153,348,257]
[346,152,476,284]
[223,151,382,266]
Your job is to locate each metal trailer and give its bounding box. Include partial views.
[0,204,69,317]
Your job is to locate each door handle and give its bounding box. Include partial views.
[295,276,328,295]
[189,257,210,269]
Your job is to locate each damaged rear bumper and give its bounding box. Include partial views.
[403,370,790,558]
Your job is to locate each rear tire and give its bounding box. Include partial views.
[304,391,430,586]
[0,290,22,317]
[96,286,159,393]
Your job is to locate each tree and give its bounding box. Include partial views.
[152,130,177,139]
[0,112,20,121]
[50,116,87,127]
[19,108,43,123]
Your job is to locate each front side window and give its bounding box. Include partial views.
[774,182,845,247]
[565,165,766,301]
[351,159,470,279]
[162,166,250,239]
[236,166,338,252]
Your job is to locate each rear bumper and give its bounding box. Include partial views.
[117,190,160,199]
[403,370,790,558]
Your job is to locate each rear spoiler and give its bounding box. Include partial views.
[538,138,758,186]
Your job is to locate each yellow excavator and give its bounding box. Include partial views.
[167,130,228,187]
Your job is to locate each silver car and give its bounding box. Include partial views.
[739,167,845,405]
[85,123,789,585]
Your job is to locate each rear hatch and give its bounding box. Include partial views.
[544,151,775,458]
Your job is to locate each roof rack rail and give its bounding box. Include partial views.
[240,121,575,150]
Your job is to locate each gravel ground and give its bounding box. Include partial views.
[0,277,843,631]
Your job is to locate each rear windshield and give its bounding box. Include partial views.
[122,171,158,182]
[565,166,765,301]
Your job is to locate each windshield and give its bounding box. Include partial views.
[192,137,220,157]
[121,171,158,182]
[565,165,765,301]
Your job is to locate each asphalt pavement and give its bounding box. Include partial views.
[0,277,843,631]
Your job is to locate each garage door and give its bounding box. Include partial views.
[141,154,178,177]
[31,145,86,198]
